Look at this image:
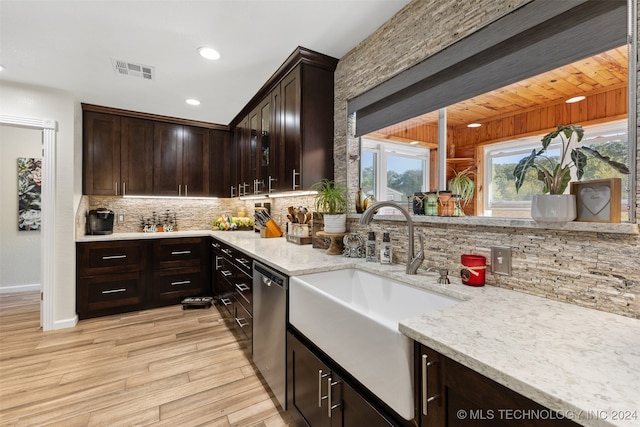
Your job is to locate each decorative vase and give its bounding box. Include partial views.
[323,213,347,233]
[424,192,439,216]
[531,194,576,223]
[355,188,365,213]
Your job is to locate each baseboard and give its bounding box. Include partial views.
[0,283,41,294]
[52,315,78,330]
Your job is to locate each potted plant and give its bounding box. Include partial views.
[312,179,348,233]
[514,124,629,222]
[448,167,475,216]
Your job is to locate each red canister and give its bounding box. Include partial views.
[460,254,486,286]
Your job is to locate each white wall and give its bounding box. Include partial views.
[0,125,42,291]
[0,81,81,328]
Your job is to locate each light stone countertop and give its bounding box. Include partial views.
[77,230,640,427]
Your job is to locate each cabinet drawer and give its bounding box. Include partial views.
[233,278,253,314]
[77,241,144,276]
[233,300,252,348]
[154,238,202,269]
[154,267,204,294]
[77,272,143,318]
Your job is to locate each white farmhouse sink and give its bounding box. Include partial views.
[289,268,459,420]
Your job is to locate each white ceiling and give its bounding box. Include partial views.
[0,0,411,125]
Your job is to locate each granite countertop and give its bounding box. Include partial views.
[78,230,640,427]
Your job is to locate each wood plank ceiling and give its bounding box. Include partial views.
[374,46,628,137]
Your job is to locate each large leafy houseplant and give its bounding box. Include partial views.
[514,124,629,195]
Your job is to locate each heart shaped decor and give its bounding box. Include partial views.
[579,186,611,216]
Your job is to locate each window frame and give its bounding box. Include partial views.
[360,138,430,203]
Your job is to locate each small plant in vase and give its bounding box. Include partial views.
[448,167,475,216]
[312,179,348,233]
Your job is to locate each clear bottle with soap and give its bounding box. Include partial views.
[366,231,377,262]
[380,232,392,264]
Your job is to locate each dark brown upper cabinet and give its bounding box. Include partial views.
[83,111,154,196]
[230,47,338,195]
[153,123,210,197]
[209,129,234,197]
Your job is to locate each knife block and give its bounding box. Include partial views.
[259,219,283,238]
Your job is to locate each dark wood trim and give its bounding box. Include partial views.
[81,103,229,131]
[229,46,338,128]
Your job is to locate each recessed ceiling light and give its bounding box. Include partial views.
[467,123,481,128]
[197,47,220,60]
[186,99,200,106]
[409,141,419,145]
[566,95,586,104]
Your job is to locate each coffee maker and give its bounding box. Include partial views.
[87,208,115,235]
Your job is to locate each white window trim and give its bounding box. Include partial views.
[361,138,430,203]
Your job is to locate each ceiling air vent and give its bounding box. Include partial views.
[111,58,155,80]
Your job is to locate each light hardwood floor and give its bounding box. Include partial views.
[0,292,296,427]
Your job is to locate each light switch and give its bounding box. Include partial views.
[491,246,511,276]
[118,213,125,223]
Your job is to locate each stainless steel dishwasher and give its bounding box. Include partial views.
[252,261,288,409]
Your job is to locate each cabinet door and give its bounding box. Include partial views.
[269,83,283,192]
[83,111,121,195]
[209,129,234,197]
[280,67,302,191]
[182,125,210,196]
[121,117,154,195]
[248,108,259,193]
[235,115,251,196]
[288,332,333,427]
[153,122,183,196]
[416,344,445,427]
[77,272,144,319]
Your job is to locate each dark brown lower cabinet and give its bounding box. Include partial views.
[415,342,578,427]
[287,331,396,427]
[77,237,211,319]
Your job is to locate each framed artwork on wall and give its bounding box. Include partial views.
[17,157,42,231]
[570,178,621,223]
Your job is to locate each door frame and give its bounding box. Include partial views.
[0,114,56,331]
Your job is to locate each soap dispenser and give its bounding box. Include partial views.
[380,232,392,264]
[366,231,377,262]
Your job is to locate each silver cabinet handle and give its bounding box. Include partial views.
[115,181,118,196]
[318,370,329,407]
[211,242,221,249]
[215,256,223,270]
[185,184,188,197]
[230,185,236,197]
[221,270,232,277]
[292,169,300,189]
[268,176,277,193]
[222,249,232,255]
[170,280,191,286]
[235,283,250,292]
[102,288,126,294]
[422,353,439,416]
[102,255,126,260]
[220,298,232,306]
[327,377,341,418]
[178,184,181,197]
[171,250,191,256]
[235,317,249,328]
[122,181,126,196]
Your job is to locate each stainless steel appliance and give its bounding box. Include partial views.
[86,208,115,235]
[253,261,288,409]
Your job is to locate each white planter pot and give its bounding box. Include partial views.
[531,194,576,223]
[322,214,347,233]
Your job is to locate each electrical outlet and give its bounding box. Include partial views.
[491,246,512,276]
[118,213,125,223]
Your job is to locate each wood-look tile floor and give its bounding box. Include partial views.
[0,292,296,427]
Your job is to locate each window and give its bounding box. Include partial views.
[361,138,429,203]
[482,120,629,218]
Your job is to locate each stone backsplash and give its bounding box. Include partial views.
[76,195,317,237]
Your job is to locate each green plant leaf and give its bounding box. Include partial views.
[571,148,588,180]
[513,149,537,193]
[579,146,630,174]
